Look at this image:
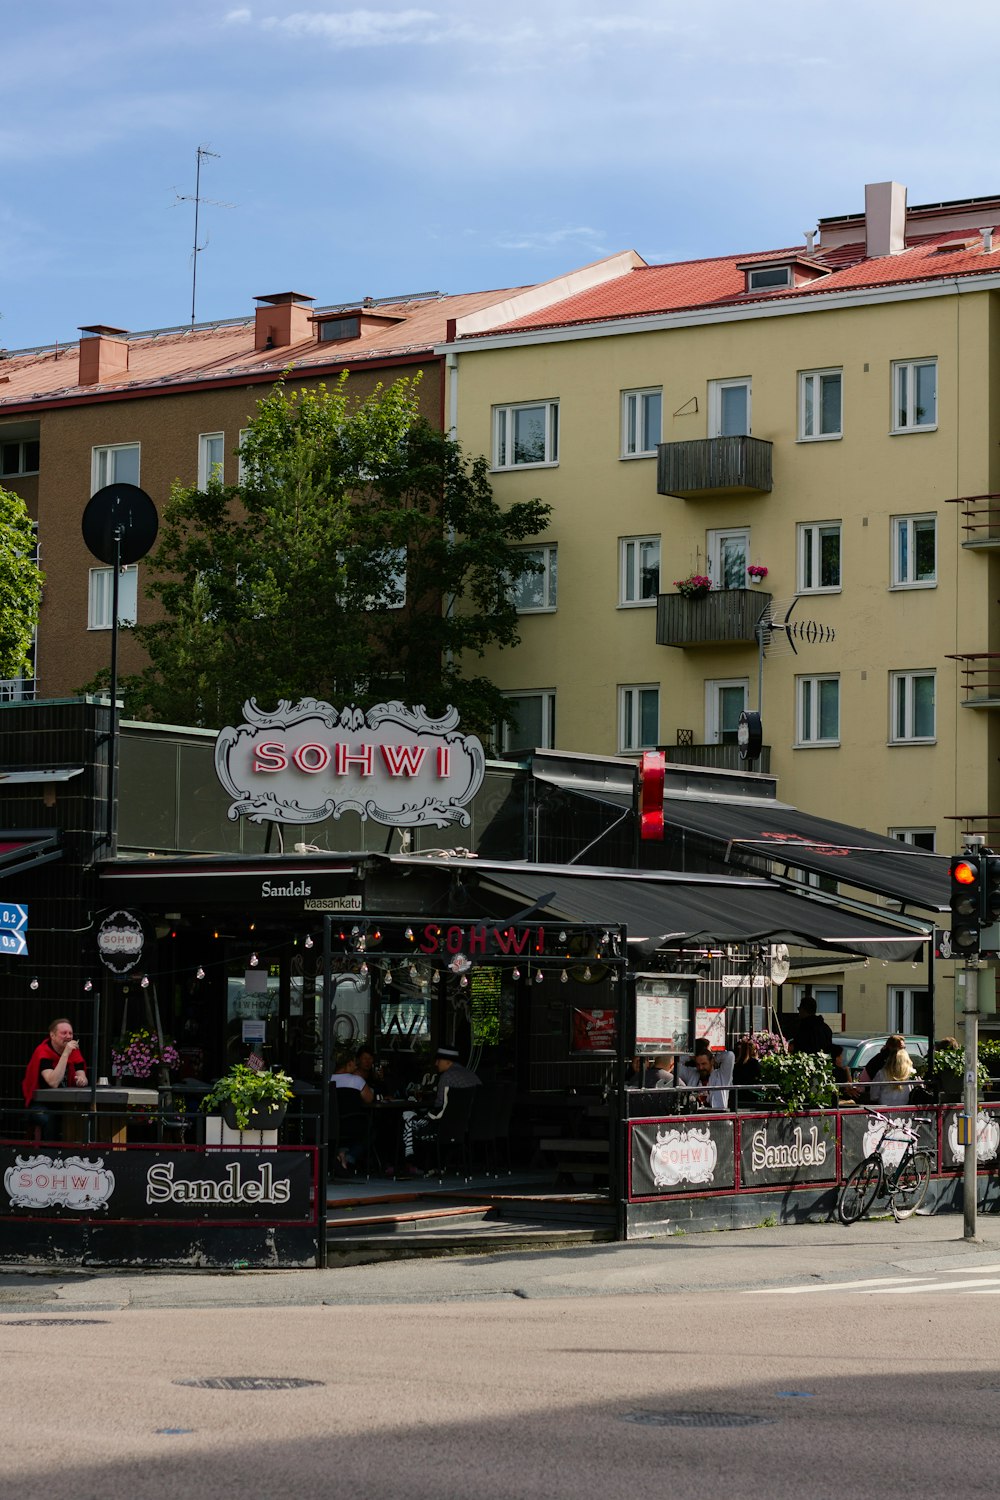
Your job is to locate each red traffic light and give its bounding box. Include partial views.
[953,859,979,885]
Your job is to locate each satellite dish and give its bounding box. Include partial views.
[770,943,790,985]
[82,483,158,566]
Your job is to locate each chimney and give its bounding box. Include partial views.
[78,325,129,385]
[982,226,994,254]
[253,292,314,352]
[865,181,907,259]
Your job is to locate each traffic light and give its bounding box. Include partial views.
[983,852,1000,925]
[950,853,983,957]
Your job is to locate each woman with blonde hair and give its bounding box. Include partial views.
[870,1046,919,1107]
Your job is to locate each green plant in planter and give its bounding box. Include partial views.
[977,1038,1000,1089]
[757,1050,837,1115]
[200,1064,294,1130]
[927,1044,990,1096]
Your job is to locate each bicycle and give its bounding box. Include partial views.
[837,1110,934,1224]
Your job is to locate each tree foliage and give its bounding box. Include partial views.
[0,485,43,681]
[96,375,550,737]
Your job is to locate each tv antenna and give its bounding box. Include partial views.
[174,145,233,329]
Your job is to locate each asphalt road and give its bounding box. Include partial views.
[3,1215,1000,1499]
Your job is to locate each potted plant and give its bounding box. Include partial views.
[747,563,768,584]
[757,1049,837,1115]
[673,573,713,599]
[200,1062,294,1131]
[112,1028,181,1081]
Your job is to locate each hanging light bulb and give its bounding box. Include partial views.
[535,969,543,984]
[304,934,314,950]
[196,966,205,980]
[584,966,592,980]
[83,978,93,993]
[29,977,38,991]
[384,965,392,983]
[560,969,569,983]
[512,966,521,980]
[432,969,440,985]
[360,961,369,976]
[409,965,418,982]
[405,927,414,942]
[141,976,150,989]
[460,975,468,988]
[558,930,567,944]
[249,953,259,967]
[351,926,360,937]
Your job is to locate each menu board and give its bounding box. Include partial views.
[634,976,691,1052]
[572,1008,618,1054]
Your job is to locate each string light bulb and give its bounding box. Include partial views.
[360,961,369,976]
[304,934,314,950]
[249,953,259,968]
[83,979,93,993]
[512,967,521,980]
[460,975,468,988]
[196,966,205,980]
[405,927,414,942]
[141,976,150,989]
[535,969,543,984]
[584,966,592,980]
[560,969,569,983]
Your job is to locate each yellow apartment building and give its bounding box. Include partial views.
[443,182,1000,1040]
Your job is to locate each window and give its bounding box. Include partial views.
[92,443,140,491]
[889,827,936,851]
[198,432,225,488]
[619,537,659,606]
[498,691,555,754]
[621,388,662,457]
[237,428,250,485]
[619,685,659,753]
[797,521,841,592]
[799,369,842,440]
[791,983,841,1016]
[317,316,360,342]
[888,986,931,1034]
[0,438,39,476]
[892,359,937,431]
[890,671,935,742]
[708,378,751,437]
[707,527,750,589]
[748,266,791,290]
[791,868,839,896]
[88,565,138,630]
[796,675,839,746]
[493,401,559,469]
[891,514,936,587]
[705,679,748,745]
[510,545,557,613]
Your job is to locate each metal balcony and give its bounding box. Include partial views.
[663,743,771,774]
[657,436,773,499]
[656,588,771,648]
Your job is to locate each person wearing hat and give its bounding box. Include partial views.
[400,1045,481,1175]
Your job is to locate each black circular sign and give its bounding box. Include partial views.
[97,909,146,977]
[82,483,158,566]
[737,710,763,765]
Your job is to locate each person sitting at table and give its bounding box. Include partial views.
[22,1018,89,1139]
[330,1051,375,1173]
[869,1047,920,1108]
[644,1053,677,1088]
[678,1039,736,1110]
[400,1046,480,1177]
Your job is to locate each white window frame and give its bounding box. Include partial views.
[0,437,40,476]
[889,827,936,851]
[797,520,841,593]
[889,670,935,744]
[791,982,841,1016]
[498,690,556,754]
[798,368,843,441]
[704,678,749,746]
[890,513,936,588]
[510,544,557,613]
[891,358,937,433]
[492,400,559,470]
[796,674,840,747]
[707,378,751,438]
[620,388,662,458]
[748,266,792,291]
[88,565,138,630]
[198,432,225,488]
[618,684,659,754]
[707,527,750,590]
[91,442,140,493]
[887,985,930,1034]
[619,536,660,607]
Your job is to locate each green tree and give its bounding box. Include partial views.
[96,375,550,737]
[0,485,43,680]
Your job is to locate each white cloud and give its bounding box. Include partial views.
[488,227,607,254]
[224,7,252,21]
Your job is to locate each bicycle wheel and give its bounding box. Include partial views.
[891,1150,932,1220]
[838,1156,883,1225]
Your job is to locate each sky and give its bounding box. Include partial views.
[3,0,1000,352]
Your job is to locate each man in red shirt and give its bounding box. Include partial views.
[22,1018,89,1108]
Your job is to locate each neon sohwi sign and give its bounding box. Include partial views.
[215,699,485,828]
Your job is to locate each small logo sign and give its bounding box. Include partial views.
[649,1126,718,1188]
[97,910,145,976]
[4,1155,115,1211]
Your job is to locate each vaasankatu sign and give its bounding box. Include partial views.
[216,699,485,828]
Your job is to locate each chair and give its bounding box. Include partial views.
[425,1085,476,1179]
[330,1085,375,1179]
[468,1081,517,1176]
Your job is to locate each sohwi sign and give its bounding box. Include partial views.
[215,699,485,829]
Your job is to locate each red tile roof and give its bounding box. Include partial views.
[473,230,1000,338]
[0,287,528,412]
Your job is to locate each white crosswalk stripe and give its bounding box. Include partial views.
[746,1265,1000,1296]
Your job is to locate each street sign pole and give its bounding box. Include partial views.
[963,962,979,1240]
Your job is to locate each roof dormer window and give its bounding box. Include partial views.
[317,315,361,343]
[747,265,792,290]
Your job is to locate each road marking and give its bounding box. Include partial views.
[864,1277,1000,1294]
[746,1275,937,1295]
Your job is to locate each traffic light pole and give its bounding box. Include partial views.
[962,962,979,1240]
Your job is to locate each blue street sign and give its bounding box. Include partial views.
[0,929,27,955]
[0,904,27,933]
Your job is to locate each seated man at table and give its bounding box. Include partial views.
[677,1039,735,1110]
[330,1052,375,1172]
[400,1046,480,1176]
[22,1018,89,1138]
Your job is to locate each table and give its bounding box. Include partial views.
[32,1086,159,1145]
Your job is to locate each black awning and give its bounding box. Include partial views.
[0,831,61,880]
[663,794,949,912]
[474,864,928,961]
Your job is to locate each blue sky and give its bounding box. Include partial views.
[3,0,999,352]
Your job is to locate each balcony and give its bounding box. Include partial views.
[663,742,772,774]
[657,436,773,499]
[946,653,1000,707]
[657,587,771,648]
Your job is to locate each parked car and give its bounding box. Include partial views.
[836,1034,929,1077]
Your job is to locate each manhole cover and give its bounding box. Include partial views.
[173,1376,324,1391]
[1,1317,108,1327]
[622,1411,776,1429]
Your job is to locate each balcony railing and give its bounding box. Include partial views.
[945,653,1000,707]
[657,436,773,499]
[656,588,771,648]
[946,492,1000,548]
[663,743,771,774]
